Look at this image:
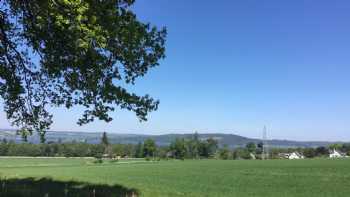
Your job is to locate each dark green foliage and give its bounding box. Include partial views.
[135,142,144,158]
[111,144,124,157]
[169,138,186,159]
[155,146,168,159]
[186,139,199,158]
[93,158,103,164]
[218,145,230,160]
[122,144,135,157]
[0,140,9,155]
[303,148,316,158]
[61,143,95,157]
[233,148,250,160]
[91,144,107,158]
[246,142,256,153]
[340,143,350,154]
[256,142,263,154]
[167,135,218,159]
[197,138,218,158]
[206,138,219,157]
[315,146,328,157]
[6,143,42,157]
[0,141,126,158]
[329,143,342,150]
[0,0,167,140]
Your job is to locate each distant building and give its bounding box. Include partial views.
[279,152,304,159]
[288,152,304,159]
[278,153,289,159]
[329,149,346,158]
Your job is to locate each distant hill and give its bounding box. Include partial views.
[0,129,339,148]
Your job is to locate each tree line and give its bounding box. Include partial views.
[0,138,139,158]
[0,132,218,159]
[0,132,349,160]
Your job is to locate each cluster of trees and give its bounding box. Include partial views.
[162,133,218,159]
[0,139,130,158]
[125,133,219,160]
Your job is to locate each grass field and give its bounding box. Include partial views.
[0,158,350,197]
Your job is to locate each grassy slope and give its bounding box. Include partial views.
[0,158,350,197]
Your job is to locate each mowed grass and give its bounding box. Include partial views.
[0,158,350,197]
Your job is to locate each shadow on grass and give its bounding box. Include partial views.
[0,177,138,197]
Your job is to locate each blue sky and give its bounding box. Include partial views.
[1,0,350,141]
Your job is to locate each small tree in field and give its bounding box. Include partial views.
[246,142,257,153]
[169,138,186,160]
[135,142,144,158]
[218,145,230,160]
[143,139,156,159]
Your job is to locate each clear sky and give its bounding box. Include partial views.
[1,0,350,141]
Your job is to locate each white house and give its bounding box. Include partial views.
[329,149,346,158]
[288,152,304,159]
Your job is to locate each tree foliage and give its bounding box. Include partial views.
[143,138,156,157]
[135,141,143,158]
[0,0,166,141]
[218,145,230,160]
[167,135,218,159]
[245,142,256,153]
[169,138,186,159]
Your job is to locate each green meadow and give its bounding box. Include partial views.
[0,158,350,197]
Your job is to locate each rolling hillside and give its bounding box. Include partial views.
[0,129,338,148]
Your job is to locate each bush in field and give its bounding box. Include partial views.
[218,145,231,160]
[233,148,251,160]
[315,146,329,157]
[93,159,103,164]
[303,148,316,158]
[246,142,257,153]
[91,144,105,159]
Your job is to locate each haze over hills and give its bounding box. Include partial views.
[0,129,340,148]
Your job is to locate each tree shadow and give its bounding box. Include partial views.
[0,177,138,197]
